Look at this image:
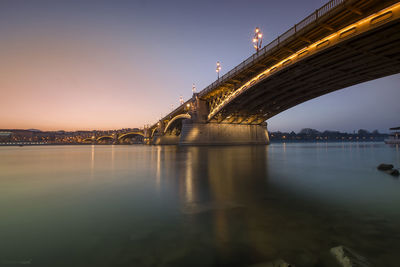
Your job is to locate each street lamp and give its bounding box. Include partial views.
[179,95,184,105]
[192,83,196,93]
[216,61,221,79]
[253,27,263,53]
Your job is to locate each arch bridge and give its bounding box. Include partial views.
[118,132,145,144]
[148,0,400,145]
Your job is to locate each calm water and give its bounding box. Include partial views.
[0,143,399,267]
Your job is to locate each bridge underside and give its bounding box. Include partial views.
[210,19,400,123]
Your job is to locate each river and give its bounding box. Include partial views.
[0,143,399,266]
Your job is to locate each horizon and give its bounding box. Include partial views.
[1,127,393,134]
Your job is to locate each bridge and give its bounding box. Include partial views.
[82,131,145,144]
[142,0,400,145]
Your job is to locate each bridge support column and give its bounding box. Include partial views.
[152,134,180,145]
[179,121,269,145]
[191,94,208,123]
[150,119,180,145]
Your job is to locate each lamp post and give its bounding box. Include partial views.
[192,83,196,93]
[216,61,221,79]
[179,95,184,105]
[253,27,263,53]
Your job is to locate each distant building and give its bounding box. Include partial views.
[0,132,12,142]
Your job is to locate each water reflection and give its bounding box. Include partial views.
[184,149,194,203]
[90,144,95,179]
[151,144,400,266]
[111,144,115,174]
[151,146,275,264]
[0,143,399,266]
[156,146,161,192]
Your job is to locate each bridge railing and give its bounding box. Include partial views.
[199,0,346,97]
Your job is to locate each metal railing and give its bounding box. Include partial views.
[199,0,346,97]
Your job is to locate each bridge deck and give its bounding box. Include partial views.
[213,18,400,123]
[150,0,400,130]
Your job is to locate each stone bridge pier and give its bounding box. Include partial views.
[181,94,269,145]
[151,120,181,145]
[152,93,270,146]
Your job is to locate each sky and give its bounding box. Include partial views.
[0,0,399,132]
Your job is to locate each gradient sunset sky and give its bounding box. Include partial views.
[1,0,399,132]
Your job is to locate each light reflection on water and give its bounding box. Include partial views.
[0,143,399,266]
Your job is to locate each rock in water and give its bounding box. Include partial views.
[251,259,294,267]
[388,169,400,177]
[330,246,370,267]
[377,164,394,171]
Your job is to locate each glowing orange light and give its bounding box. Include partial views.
[253,27,263,52]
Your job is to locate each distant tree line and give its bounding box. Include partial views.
[269,128,388,142]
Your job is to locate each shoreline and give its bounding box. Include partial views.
[0,140,387,146]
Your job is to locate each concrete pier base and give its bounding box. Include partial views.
[179,122,269,145]
[151,134,180,145]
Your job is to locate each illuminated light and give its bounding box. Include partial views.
[250,80,256,85]
[258,74,266,79]
[270,67,278,73]
[339,27,357,38]
[297,50,309,58]
[316,39,330,49]
[253,27,263,52]
[282,59,292,66]
[370,11,393,25]
[216,61,221,78]
[186,104,190,108]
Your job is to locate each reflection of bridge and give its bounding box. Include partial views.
[143,0,400,145]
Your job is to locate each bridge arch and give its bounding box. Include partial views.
[150,127,159,138]
[163,114,191,134]
[205,3,400,123]
[96,136,113,142]
[118,132,144,141]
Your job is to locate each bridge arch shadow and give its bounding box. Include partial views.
[118,132,145,144]
[164,114,191,135]
[97,136,113,142]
